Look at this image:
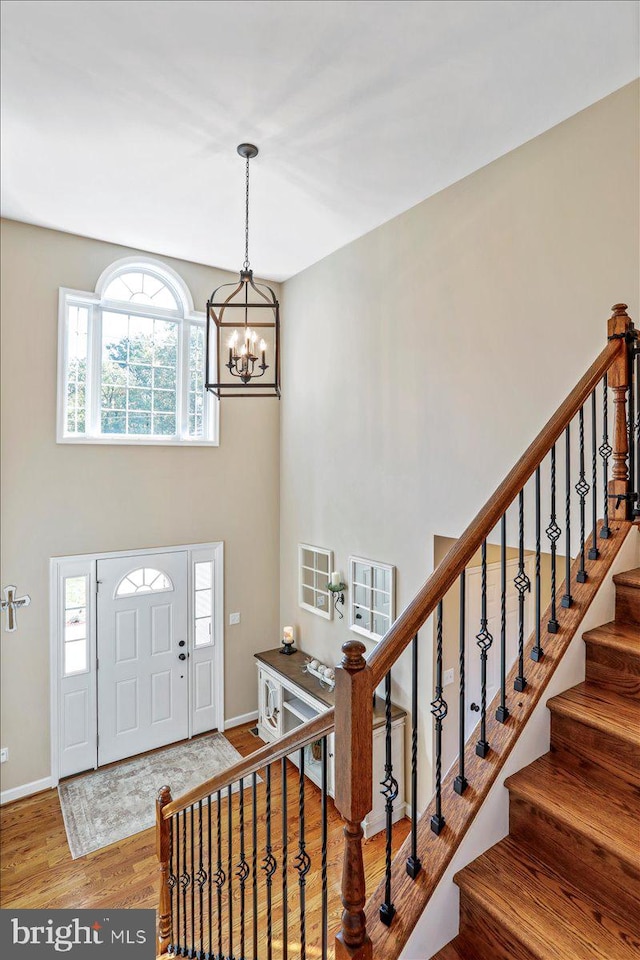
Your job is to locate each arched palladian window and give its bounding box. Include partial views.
[57,257,218,444]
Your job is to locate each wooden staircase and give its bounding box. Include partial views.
[433,568,640,960]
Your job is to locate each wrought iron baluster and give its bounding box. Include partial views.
[453,571,468,795]
[575,405,589,583]
[561,424,573,607]
[215,791,224,960]
[181,809,189,956]
[635,347,640,515]
[281,758,288,960]
[547,443,561,633]
[531,467,543,662]
[294,750,311,960]
[514,490,530,692]
[262,764,276,960]
[170,816,178,956]
[496,513,509,722]
[431,607,447,831]
[207,793,212,960]
[407,633,422,875]
[589,389,599,559]
[190,805,195,955]
[228,785,234,960]
[380,671,398,924]
[251,774,258,960]
[629,337,637,508]
[195,800,206,960]
[321,738,328,960]
[476,540,493,757]
[600,374,612,538]
[236,781,249,960]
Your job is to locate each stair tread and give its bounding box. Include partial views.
[583,621,640,651]
[454,837,640,959]
[547,681,640,745]
[613,568,640,589]
[504,752,640,867]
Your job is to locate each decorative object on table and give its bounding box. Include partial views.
[327,569,347,618]
[280,624,297,656]
[205,143,280,398]
[304,657,335,689]
[58,733,260,859]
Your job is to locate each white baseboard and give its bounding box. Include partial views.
[225,710,259,730]
[0,776,55,806]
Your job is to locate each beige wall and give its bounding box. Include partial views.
[279,81,639,806]
[0,220,281,793]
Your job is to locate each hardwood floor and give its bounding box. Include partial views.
[0,723,409,957]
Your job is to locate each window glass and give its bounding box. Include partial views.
[65,305,89,435]
[298,545,333,619]
[116,568,173,597]
[103,272,178,310]
[194,560,213,646]
[59,260,216,445]
[349,557,395,642]
[63,576,88,675]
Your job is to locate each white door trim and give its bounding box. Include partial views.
[49,541,224,786]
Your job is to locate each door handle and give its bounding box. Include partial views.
[178,652,188,661]
[470,702,480,712]
[178,640,186,647]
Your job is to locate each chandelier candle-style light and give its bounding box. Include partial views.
[205,143,281,398]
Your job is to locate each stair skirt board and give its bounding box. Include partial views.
[394,525,639,960]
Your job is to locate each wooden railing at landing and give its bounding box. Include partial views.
[156,304,638,959]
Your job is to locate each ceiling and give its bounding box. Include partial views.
[1,1,638,282]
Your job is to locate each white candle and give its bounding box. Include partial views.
[283,625,294,643]
[331,571,341,587]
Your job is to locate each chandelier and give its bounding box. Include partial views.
[205,143,281,398]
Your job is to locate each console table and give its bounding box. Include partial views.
[255,648,406,839]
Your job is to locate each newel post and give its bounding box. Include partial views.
[156,785,173,956]
[334,640,374,960]
[608,304,634,520]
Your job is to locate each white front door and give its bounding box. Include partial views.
[97,551,189,765]
[465,556,534,739]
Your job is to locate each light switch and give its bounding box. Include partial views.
[229,612,241,625]
[444,668,454,687]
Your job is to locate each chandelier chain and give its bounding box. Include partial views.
[243,155,251,271]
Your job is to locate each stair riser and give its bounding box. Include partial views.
[615,584,640,625]
[550,713,640,787]
[457,892,537,960]
[509,795,640,928]
[585,641,640,699]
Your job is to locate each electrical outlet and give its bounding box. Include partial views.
[317,596,325,607]
[444,668,454,687]
[229,612,241,625]
[0,748,8,764]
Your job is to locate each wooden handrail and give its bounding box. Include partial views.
[162,708,335,819]
[367,336,623,688]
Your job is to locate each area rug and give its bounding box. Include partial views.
[59,733,257,859]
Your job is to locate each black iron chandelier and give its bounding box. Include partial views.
[205,143,281,398]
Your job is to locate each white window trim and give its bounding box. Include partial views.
[298,543,333,620]
[49,540,224,786]
[56,256,219,446]
[348,555,396,643]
